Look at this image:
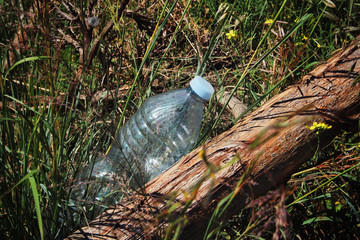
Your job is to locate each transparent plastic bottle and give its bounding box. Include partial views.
[71,76,214,210]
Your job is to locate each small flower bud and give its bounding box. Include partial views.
[88,16,99,28]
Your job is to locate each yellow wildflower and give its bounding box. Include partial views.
[313,39,322,48]
[306,121,332,134]
[265,18,274,24]
[225,30,237,40]
[302,35,309,41]
[335,201,342,212]
[341,39,349,45]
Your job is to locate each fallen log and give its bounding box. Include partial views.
[66,35,360,239]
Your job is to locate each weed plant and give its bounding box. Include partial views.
[1,0,360,239]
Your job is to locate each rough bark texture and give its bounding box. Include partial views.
[66,35,360,240]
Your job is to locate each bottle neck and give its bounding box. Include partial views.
[187,86,207,103]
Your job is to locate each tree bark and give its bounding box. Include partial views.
[66,35,360,240]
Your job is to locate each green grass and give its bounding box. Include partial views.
[1,0,360,239]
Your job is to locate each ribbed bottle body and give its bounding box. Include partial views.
[109,87,205,181]
[70,84,209,212]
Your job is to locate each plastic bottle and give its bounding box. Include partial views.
[70,76,214,210]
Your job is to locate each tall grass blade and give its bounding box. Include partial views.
[206,12,312,139]
[0,169,40,200]
[4,56,51,80]
[29,176,44,240]
[146,0,192,92]
[115,0,178,134]
[288,161,360,207]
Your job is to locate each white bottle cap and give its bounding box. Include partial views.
[189,76,214,101]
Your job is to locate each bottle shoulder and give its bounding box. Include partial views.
[134,88,204,131]
[142,87,204,107]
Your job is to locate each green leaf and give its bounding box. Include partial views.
[302,216,333,225]
[320,0,336,8]
[5,94,41,115]
[325,199,333,210]
[4,56,51,80]
[304,61,320,70]
[0,169,40,200]
[322,10,340,21]
[29,176,44,240]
